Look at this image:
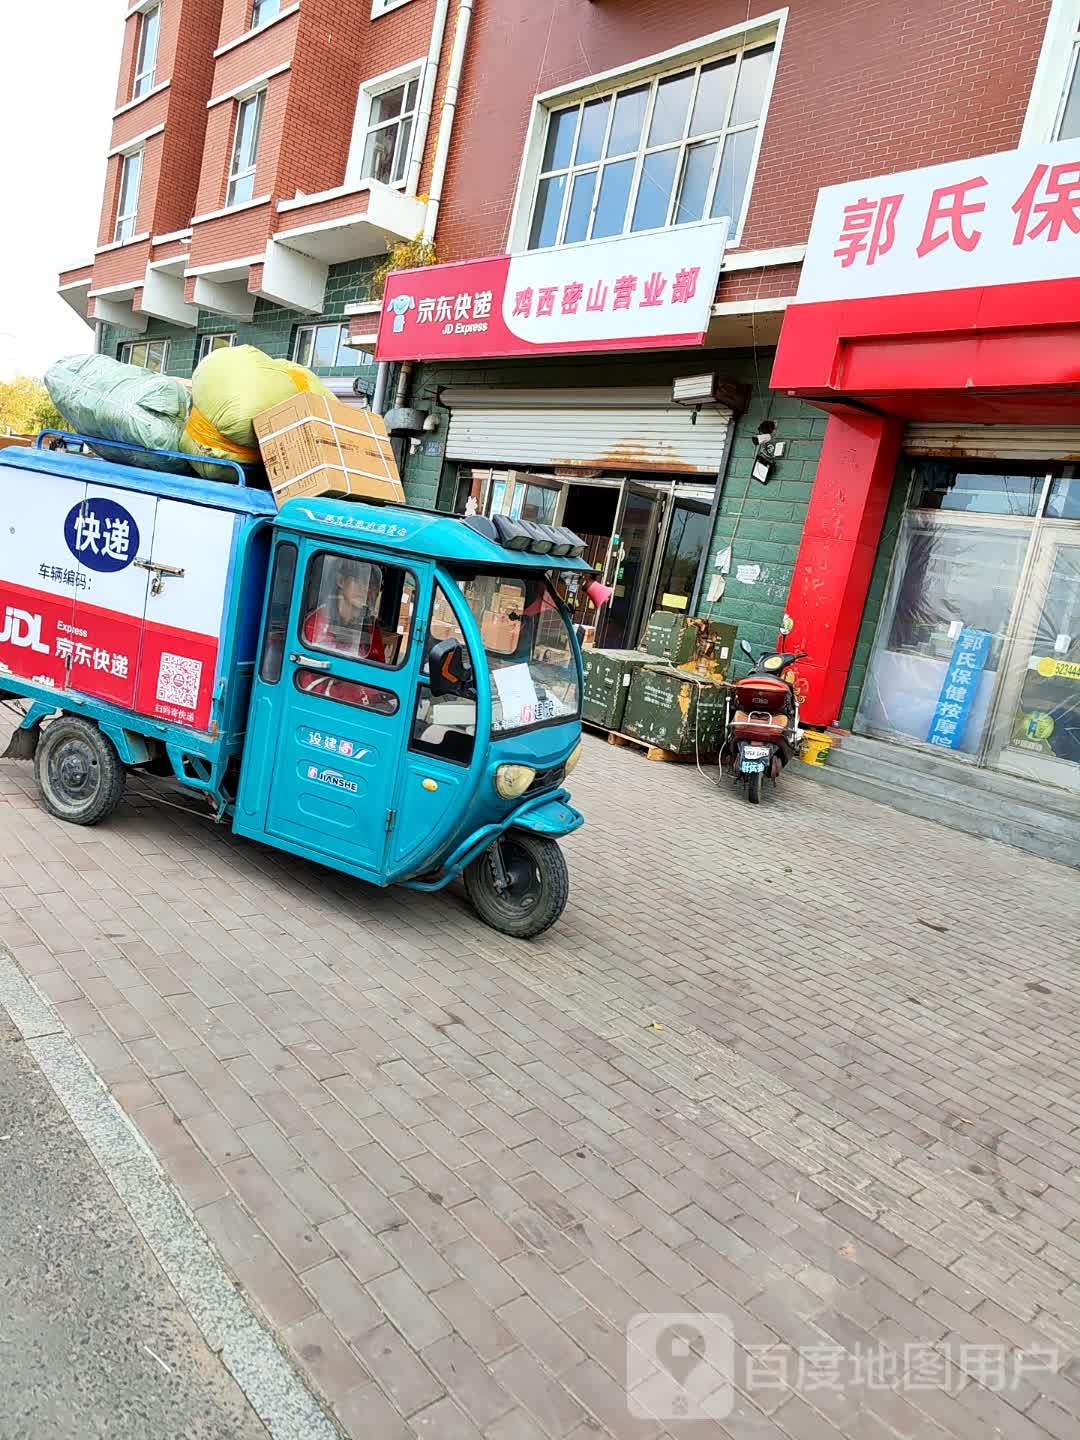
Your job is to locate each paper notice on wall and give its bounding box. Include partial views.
[715,547,732,573]
[736,563,761,585]
[493,663,539,727]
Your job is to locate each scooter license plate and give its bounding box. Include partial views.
[742,746,770,760]
[741,760,767,773]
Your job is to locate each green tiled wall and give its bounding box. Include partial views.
[97,257,381,396]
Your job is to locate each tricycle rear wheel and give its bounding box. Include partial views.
[34,716,125,826]
[464,834,568,940]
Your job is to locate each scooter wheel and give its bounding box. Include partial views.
[746,770,763,804]
[464,834,569,940]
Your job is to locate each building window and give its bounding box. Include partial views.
[251,0,281,26]
[294,323,356,369]
[132,5,160,100]
[196,333,237,363]
[360,73,420,187]
[1056,17,1080,138]
[119,339,169,372]
[526,42,776,250]
[227,90,265,208]
[114,151,143,244]
[371,0,415,14]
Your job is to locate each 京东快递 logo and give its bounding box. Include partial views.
[387,294,416,333]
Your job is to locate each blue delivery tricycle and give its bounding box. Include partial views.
[0,439,592,938]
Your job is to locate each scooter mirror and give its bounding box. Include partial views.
[739,639,754,659]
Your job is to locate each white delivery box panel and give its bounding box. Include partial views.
[0,454,240,733]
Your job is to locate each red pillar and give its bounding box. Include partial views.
[786,410,902,727]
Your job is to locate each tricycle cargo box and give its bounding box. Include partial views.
[0,448,274,735]
[254,393,405,507]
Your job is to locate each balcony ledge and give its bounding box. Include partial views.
[274,181,426,265]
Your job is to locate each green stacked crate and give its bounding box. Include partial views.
[622,666,728,754]
[581,649,655,731]
[644,611,696,665]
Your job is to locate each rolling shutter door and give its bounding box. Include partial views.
[902,424,1080,461]
[443,386,732,476]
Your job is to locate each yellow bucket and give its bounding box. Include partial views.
[800,730,833,766]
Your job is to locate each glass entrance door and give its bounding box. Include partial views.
[597,482,663,649]
[993,529,1080,790]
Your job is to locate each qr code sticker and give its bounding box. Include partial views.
[156,652,202,711]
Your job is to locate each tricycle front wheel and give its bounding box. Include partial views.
[464,834,568,940]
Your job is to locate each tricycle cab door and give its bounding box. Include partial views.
[388,574,490,876]
[237,534,428,879]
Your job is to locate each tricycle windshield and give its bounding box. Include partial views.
[455,572,580,734]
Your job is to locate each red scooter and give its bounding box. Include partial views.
[721,639,808,803]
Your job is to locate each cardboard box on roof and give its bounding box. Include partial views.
[254,391,405,507]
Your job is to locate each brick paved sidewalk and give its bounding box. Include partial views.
[1,722,1079,1440]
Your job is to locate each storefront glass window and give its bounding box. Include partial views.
[909,459,1045,517]
[1047,467,1080,521]
[857,515,1033,756]
[1004,540,1080,780]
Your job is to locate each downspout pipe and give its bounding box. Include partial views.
[406,0,452,199]
[383,0,474,421]
[374,0,451,414]
[422,0,474,248]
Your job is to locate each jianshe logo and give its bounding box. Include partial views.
[0,608,50,654]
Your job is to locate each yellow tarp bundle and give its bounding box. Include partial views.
[180,344,332,480]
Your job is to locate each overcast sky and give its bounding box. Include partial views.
[0,4,122,381]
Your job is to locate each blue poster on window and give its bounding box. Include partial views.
[927,628,992,749]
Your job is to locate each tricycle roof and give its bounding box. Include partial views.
[275,497,593,572]
[0,446,278,518]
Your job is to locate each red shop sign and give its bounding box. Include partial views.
[376,220,728,362]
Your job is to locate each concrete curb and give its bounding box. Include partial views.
[0,947,342,1440]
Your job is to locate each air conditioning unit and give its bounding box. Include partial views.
[672,374,750,412]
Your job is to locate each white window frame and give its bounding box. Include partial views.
[114,149,144,244]
[506,10,786,255]
[251,0,281,28]
[119,338,170,372]
[195,332,237,363]
[371,0,416,16]
[227,88,266,208]
[132,4,160,100]
[293,322,356,369]
[345,58,424,191]
[1020,0,1080,145]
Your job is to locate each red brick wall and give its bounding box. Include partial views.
[433,0,1054,263]
[95,0,224,274]
[717,263,802,304]
[114,6,141,110]
[211,10,300,93]
[93,240,152,292]
[218,0,262,48]
[156,0,226,236]
[188,199,274,270]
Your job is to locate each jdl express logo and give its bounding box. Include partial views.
[0,609,49,654]
[64,498,139,574]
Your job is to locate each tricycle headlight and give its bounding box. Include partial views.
[494,763,536,799]
[564,741,583,777]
